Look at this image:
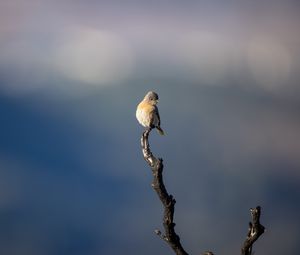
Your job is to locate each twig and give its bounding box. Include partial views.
[141,128,189,255]
[241,206,265,255]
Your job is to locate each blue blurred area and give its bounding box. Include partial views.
[1,1,300,255]
[1,81,300,255]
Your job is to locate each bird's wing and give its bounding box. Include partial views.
[154,106,161,127]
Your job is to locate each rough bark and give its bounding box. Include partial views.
[241,206,265,255]
[141,128,189,255]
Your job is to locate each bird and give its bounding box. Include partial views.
[136,91,165,135]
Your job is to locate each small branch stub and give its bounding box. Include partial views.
[202,252,214,255]
[241,206,265,255]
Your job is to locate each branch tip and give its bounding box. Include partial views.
[140,128,189,255]
[241,206,265,255]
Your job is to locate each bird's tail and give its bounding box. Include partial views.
[156,126,165,135]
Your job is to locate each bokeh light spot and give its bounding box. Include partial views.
[55,27,134,85]
[247,36,291,91]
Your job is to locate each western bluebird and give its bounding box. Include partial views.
[136,91,165,135]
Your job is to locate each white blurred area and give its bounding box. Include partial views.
[0,26,296,95]
[173,31,294,91]
[0,0,299,96]
[55,27,134,85]
[0,26,135,93]
[247,36,292,91]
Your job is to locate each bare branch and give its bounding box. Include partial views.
[241,206,265,255]
[141,128,189,255]
[140,128,265,255]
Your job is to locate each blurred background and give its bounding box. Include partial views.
[1,0,300,254]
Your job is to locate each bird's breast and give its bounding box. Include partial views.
[136,101,156,127]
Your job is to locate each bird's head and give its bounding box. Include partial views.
[144,91,159,105]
